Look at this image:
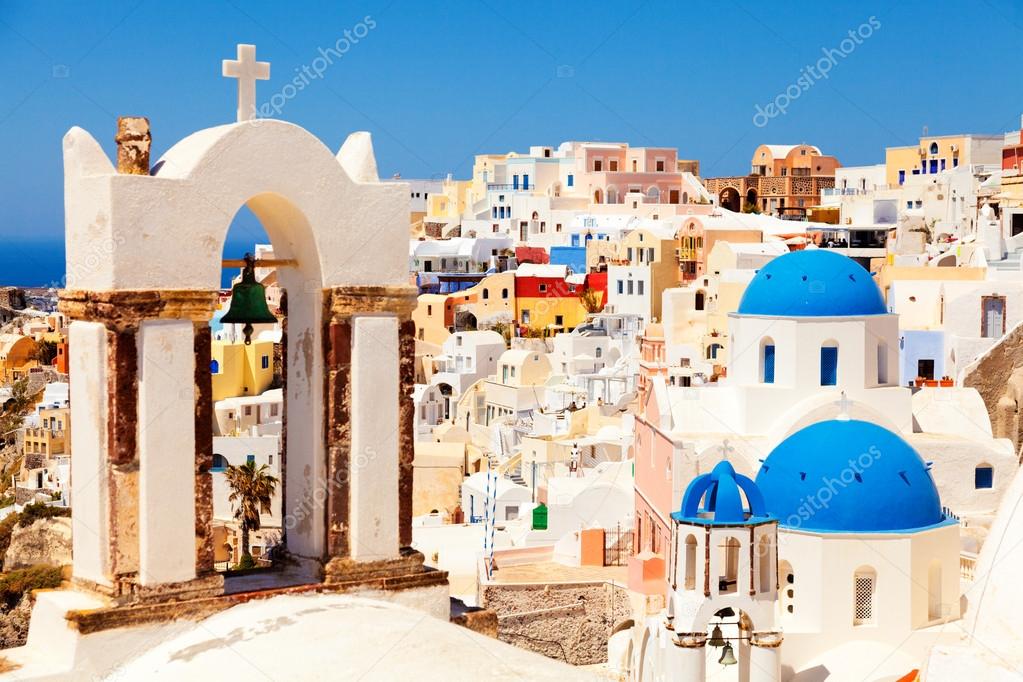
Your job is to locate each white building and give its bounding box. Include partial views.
[621,418,962,681]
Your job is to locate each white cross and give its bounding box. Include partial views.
[835,391,853,421]
[222,44,270,122]
[721,439,734,461]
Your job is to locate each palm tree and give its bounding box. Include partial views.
[224,460,278,564]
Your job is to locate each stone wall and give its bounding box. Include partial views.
[482,581,631,666]
[962,319,1023,453]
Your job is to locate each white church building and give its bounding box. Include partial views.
[619,418,962,681]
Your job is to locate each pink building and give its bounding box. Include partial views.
[628,377,682,598]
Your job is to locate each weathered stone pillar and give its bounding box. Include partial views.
[749,631,783,682]
[59,290,222,603]
[193,323,215,577]
[321,285,420,578]
[669,632,707,681]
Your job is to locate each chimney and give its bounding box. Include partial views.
[115,116,151,175]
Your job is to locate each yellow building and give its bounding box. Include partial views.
[885,134,1003,187]
[412,294,452,345]
[425,178,473,220]
[23,406,70,457]
[211,339,275,402]
[456,271,516,328]
[0,334,37,382]
[619,227,679,322]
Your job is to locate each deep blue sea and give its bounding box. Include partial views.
[1,236,262,289]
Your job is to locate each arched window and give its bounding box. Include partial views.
[501,288,509,299]
[647,186,660,202]
[853,566,877,625]
[707,343,722,360]
[975,464,994,489]
[212,453,228,472]
[758,536,772,593]
[593,189,603,204]
[761,337,776,384]
[779,560,795,615]
[595,347,603,358]
[482,288,489,300]
[820,341,839,386]
[876,340,888,384]
[928,560,943,621]
[682,192,688,204]
[720,536,741,594]
[695,290,705,311]
[210,359,220,374]
[929,142,939,155]
[684,534,697,590]
[606,186,618,204]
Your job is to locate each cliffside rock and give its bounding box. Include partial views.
[0,595,31,649]
[4,518,71,570]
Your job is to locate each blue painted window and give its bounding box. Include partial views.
[523,174,529,189]
[571,234,579,247]
[898,170,905,185]
[975,466,993,489]
[247,454,256,464]
[567,174,574,187]
[820,346,838,386]
[210,359,219,374]
[763,344,775,384]
[262,355,270,369]
[212,454,228,472]
[513,175,519,190]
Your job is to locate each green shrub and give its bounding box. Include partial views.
[232,554,257,571]
[17,503,70,528]
[0,565,62,609]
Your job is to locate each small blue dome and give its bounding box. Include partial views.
[755,420,946,533]
[672,460,772,526]
[737,250,887,317]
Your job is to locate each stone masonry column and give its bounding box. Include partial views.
[749,631,783,682]
[322,285,424,581]
[59,290,222,603]
[668,632,707,681]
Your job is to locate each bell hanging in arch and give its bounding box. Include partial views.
[718,641,737,666]
[221,253,277,345]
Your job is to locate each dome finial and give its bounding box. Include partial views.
[835,391,853,421]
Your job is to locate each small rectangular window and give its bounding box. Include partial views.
[975,466,994,489]
[262,355,270,370]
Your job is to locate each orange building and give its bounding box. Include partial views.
[704,143,840,219]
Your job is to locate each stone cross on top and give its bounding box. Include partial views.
[835,391,853,421]
[721,439,734,461]
[222,44,270,122]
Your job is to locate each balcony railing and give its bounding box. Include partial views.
[960,551,977,581]
[487,183,528,191]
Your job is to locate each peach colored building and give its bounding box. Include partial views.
[704,143,840,218]
[628,378,679,598]
[676,215,763,283]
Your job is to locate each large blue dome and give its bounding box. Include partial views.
[755,420,947,533]
[737,249,887,317]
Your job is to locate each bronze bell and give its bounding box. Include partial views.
[221,253,277,344]
[708,624,726,648]
[718,641,737,666]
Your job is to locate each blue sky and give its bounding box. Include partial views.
[2,1,1022,283]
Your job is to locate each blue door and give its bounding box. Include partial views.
[929,159,938,174]
[512,175,519,190]
[523,174,529,190]
[763,345,775,384]
[820,346,838,386]
[898,170,905,185]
